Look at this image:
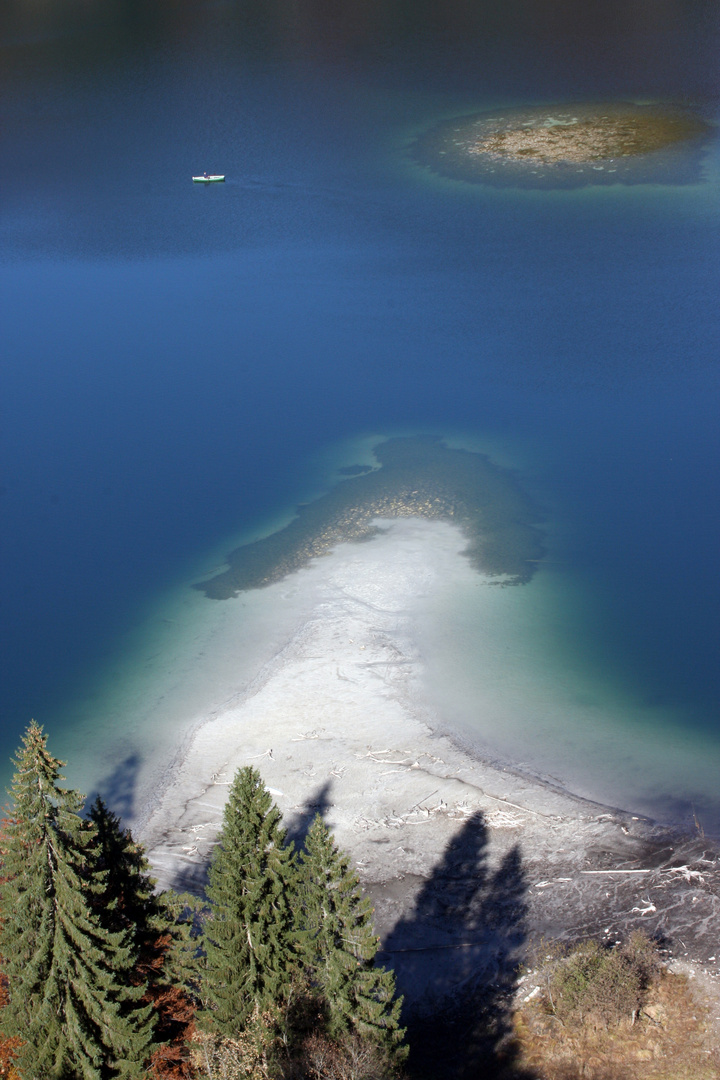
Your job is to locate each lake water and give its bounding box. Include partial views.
[1,2,719,832]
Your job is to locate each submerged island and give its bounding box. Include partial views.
[195,435,544,599]
[411,101,713,188]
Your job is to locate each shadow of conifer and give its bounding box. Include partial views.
[171,859,211,896]
[86,752,142,822]
[380,812,535,1079]
[286,781,334,850]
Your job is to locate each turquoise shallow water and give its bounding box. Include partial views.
[1,2,719,832]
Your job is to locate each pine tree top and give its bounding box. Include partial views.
[8,720,69,809]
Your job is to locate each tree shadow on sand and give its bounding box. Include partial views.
[381,812,535,1079]
[86,752,142,822]
[285,780,333,849]
[170,857,211,896]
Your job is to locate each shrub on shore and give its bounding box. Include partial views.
[544,932,659,1028]
[513,934,720,1080]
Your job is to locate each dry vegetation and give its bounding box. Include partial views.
[511,936,720,1080]
[190,1019,401,1080]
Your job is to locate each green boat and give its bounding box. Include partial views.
[192,174,225,183]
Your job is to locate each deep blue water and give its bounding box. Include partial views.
[1,2,719,826]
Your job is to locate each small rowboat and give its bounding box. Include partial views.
[192,174,225,183]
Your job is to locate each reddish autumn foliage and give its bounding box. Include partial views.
[0,972,21,1080]
[142,933,197,1080]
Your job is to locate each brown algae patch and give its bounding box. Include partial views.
[411,101,713,189]
[195,435,544,599]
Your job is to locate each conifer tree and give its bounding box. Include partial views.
[202,766,301,1036]
[88,797,199,1079]
[298,815,406,1060]
[88,796,164,939]
[0,723,155,1080]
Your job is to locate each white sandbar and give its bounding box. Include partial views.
[138,518,578,885]
[128,517,720,1006]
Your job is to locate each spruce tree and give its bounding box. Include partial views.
[88,796,199,992]
[298,815,406,1059]
[88,797,199,1078]
[202,766,300,1036]
[88,796,163,938]
[0,723,155,1080]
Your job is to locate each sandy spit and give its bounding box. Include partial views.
[137,519,720,1011]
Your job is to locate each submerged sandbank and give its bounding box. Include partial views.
[194,434,545,598]
[411,101,713,189]
[135,517,720,1011]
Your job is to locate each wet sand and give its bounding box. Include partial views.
[136,518,720,1012]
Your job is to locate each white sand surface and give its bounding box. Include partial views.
[139,516,503,887]
[135,518,720,1009]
